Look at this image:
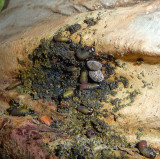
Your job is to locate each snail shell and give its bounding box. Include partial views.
[89,70,104,82]
[138,140,156,159]
[87,61,102,71]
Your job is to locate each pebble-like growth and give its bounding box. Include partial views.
[89,70,104,82]
[87,61,102,71]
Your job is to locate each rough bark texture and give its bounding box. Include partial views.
[0,0,160,158]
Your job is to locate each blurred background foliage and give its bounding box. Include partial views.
[0,0,5,12]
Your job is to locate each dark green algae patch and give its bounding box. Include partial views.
[14,33,139,158]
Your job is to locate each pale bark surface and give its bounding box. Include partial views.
[0,0,160,158]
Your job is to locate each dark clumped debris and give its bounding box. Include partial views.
[110,98,122,107]
[104,62,115,77]
[108,81,119,90]
[119,76,129,88]
[84,18,97,27]
[51,119,63,128]
[17,58,26,66]
[115,60,121,67]
[86,129,95,138]
[7,30,139,158]
[107,54,115,62]
[66,24,81,34]
[110,89,139,112]
[136,58,144,64]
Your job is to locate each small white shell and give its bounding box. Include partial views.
[87,61,102,71]
[89,70,104,82]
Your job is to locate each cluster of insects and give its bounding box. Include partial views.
[5,22,156,158]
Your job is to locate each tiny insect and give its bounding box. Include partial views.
[80,70,88,84]
[9,108,34,116]
[66,66,78,72]
[80,83,99,90]
[63,90,74,98]
[53,35,72,43]
[77,105,93,115]
[86,129,95,138]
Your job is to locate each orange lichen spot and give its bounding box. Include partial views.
[40,115,51,126]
